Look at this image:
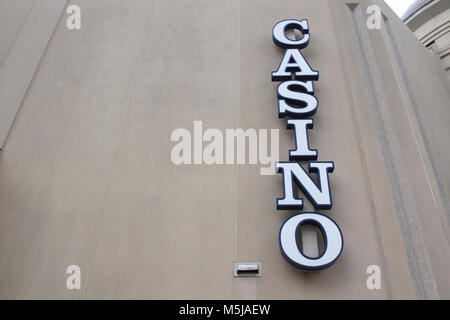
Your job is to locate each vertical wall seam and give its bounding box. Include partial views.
[0,0,69,150]
[82,3,151,298]
[382,16,450,235]
[0,0,36,71]
[346,3,439,299]
[233,0,241,300]
[327,0,392,299]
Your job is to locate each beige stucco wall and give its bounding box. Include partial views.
[0,0,449,299]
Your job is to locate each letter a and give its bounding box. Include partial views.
[272,49,319,82]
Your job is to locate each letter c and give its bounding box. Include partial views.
[273,19,310,49]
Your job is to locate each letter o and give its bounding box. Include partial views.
[272,19,310,49]
[279,212,343,270]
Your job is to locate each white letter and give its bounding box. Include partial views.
[276,162,334,210]
[66,265,81,290]
[367,5,381,30]
[66,5,81,30]
[366,265,381,289]
[287,119,317,160]
[259,129,279,175]
[272,19,310,49]
[171,128,191,165]
[280,213,343,270]
[203,128,224,165]
[193,121,203,165]
[272,49,319,82]
[225,129,258,165]
[278,80,318,118]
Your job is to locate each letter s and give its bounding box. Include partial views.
[277,80,318,118]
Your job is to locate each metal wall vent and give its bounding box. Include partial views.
[234,262,262,277]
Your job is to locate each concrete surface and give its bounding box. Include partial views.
[0,0,448,299]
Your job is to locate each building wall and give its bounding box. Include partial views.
[406,0,450,79]
[0,0,449,299]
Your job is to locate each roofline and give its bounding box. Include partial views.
[402,0,434,21]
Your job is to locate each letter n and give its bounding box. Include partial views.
[276,162,334,210]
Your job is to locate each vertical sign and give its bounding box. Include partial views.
[272,19,343,270]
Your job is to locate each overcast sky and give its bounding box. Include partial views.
[384,0,416,17]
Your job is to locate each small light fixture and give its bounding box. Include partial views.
[234,262,262,277]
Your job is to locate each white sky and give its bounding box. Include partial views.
[384,0,416,17]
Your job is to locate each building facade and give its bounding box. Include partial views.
[404,0,450,79]
[0,0,449,299]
